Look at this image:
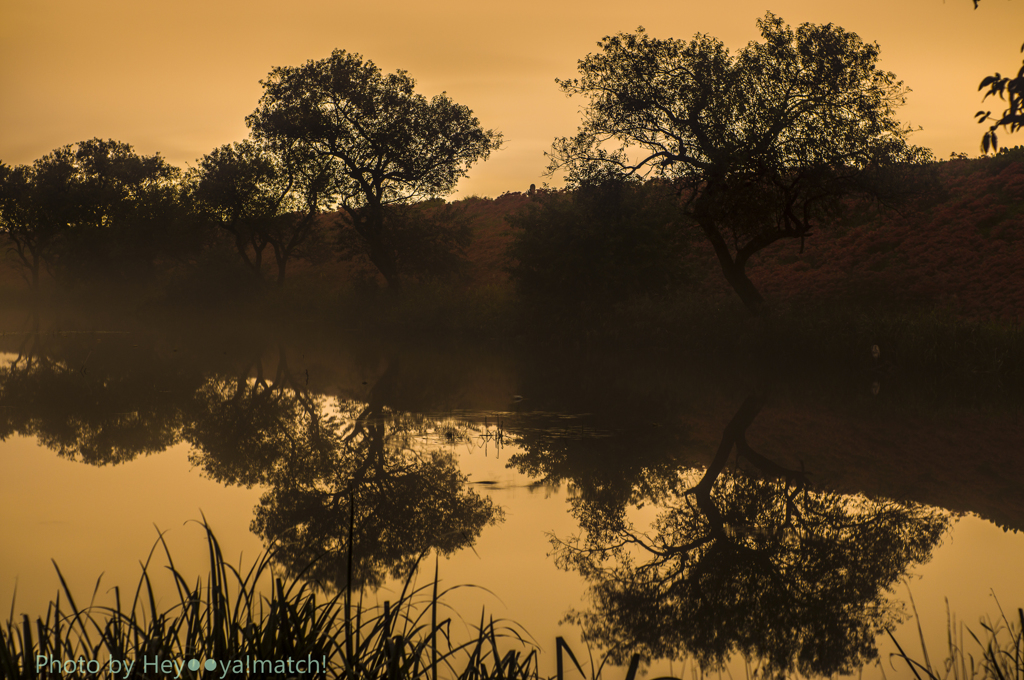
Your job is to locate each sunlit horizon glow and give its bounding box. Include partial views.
[2,0,1022,198]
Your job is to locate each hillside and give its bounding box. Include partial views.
[745,154,1024,319]
[434,152,1024,320]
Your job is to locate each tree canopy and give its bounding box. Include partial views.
[246,50,502,289]
[0,139,185,292]
[188,138,341,286]
[548,14,931,314]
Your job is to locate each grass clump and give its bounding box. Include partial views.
[888,594,1024,680]
[1,519,538,680]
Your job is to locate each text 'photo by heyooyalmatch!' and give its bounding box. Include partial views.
[34,656,329,679]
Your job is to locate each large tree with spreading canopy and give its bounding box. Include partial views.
[246,50,502,289]
[548,13,931,315]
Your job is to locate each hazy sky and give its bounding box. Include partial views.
[2,0,1022,198]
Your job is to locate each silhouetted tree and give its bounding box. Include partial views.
[58,139,184,286]
[188,139,341,287]
[246,50,502,289]
[547,14,931,315]
[335,200,473,285]
[0,162,56,292]
[1,139,188,292]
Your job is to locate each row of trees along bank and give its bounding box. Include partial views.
[3,13,1021,318]
[0,50,499,298]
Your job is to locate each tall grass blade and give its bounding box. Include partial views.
[886,628,931,680]
[556,637,585,680]
[624,654,641,680]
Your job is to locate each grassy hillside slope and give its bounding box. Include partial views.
[452,153,1024,320]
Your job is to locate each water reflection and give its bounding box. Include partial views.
[188,351,503,590]
[532,386,951,677]
[0,318,1011,677]
[0,330,198,464]
[0,330,502,591]
[183,345,316,486]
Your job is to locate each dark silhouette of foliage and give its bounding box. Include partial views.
[972,1,1024,152]
[335,199,473,285]
[246,49,502,290]
[0,162,55,291]
[548,14,931,315]
[188,138,342,287]
[56,139,185,287]
[1,139,193,293]
[978,56,1024,152]
[506,172,689,316]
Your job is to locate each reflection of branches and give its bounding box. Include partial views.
[252,397,502,591]
[183,352,503,592]
[0,332,191,464]
[183,347,316,486]
[544,381,951,678]
[559,469,949,678]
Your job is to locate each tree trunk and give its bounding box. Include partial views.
[699,219,766,316]
[347,205,402,291]
[721,262,765,315]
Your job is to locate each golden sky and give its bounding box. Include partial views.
[2,0,1022,198]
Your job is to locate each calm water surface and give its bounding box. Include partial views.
[1,312,1022,679]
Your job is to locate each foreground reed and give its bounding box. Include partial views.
[5,520,1021,679]
[887,594,1024,680]
[1,519,539,680]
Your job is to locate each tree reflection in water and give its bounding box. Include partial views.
[546,387,951,678]
[185,352,503,591]
[0,330,198,464]
[0,326,502,594]
[0,324,956,673]
[183,345,322,486]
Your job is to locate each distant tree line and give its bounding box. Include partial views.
[0,50,499,298]
[2,14,970,321]
[506,172,691,317]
